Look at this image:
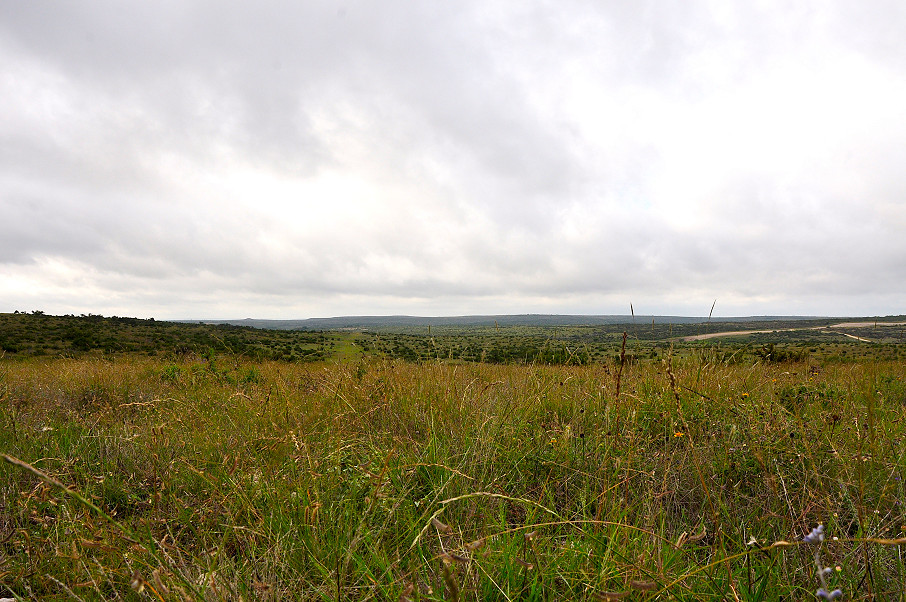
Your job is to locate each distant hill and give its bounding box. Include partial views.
[179,314,833,330]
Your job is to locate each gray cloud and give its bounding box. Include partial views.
[2,2,905,318]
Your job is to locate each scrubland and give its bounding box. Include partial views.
[2,351,905,600]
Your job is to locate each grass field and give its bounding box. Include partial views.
[2,340,906,600]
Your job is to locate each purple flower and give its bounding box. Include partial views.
[804,525,843,598]
[803,524,825,544]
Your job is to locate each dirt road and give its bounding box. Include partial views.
[682,327,812,341]
[681,321,906,342]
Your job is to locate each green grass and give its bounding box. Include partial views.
[2,352,906,600]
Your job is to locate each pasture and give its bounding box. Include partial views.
[1,314,906,599]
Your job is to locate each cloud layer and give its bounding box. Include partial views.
[2,2,905,318]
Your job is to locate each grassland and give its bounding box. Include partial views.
[2,313,906,600]
[4,311,906,366]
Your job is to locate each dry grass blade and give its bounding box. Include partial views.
[431,517,453,534]
[687,526,707,542]
[441,563,459,602]
[465,538,485,551]
[591,591,630,600]
[863,537,906,545]
[3,454,67,490]
[440,551,470,564]
[151,569,171,596]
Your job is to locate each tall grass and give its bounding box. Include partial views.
[1,354,905,599]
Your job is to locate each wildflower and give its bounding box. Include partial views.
[674,432,684,438]
[802,524,824,543]
[803,524,843,600]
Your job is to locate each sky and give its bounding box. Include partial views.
[2,1,905,320]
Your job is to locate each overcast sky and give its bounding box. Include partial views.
[2,2,905,319]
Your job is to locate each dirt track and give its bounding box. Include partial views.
[681,321,906,342]
[683,327,812,341]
